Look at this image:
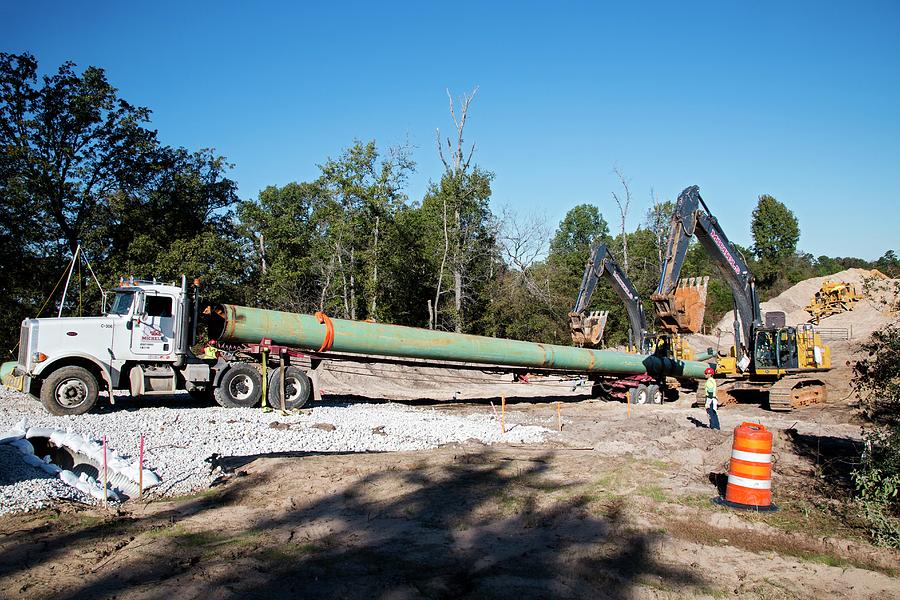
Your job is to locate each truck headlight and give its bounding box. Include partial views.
[32,352,47,363]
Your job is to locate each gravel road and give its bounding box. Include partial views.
[0,388,548,514]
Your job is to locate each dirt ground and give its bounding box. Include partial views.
[2,361,899,600]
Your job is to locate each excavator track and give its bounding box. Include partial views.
[768,375,828,412]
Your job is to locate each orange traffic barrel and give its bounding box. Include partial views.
[715,422,777,512]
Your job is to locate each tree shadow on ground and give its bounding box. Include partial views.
[784,428,863,492]
[14,449,709,600]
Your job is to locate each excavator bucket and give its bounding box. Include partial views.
[569,310,609,347]
[651,276,709,334]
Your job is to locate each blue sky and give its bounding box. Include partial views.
[2,1,898,259]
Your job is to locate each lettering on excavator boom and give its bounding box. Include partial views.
[612,271,636,301]
[709,229,741,275]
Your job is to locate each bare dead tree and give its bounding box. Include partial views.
[646,188,668,267]
[611,166,632,272]
[432,86,479,332]
[259,233,267,275]
[437,86,478,173]
[318,255,336,312]
[498,205,551,302]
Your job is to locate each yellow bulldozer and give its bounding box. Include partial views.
[805,280,860,324]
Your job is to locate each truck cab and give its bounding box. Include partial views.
[6,277,203,415]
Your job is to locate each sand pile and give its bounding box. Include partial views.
[690,268,899,353]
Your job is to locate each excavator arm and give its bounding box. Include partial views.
[569,243,647,348]
[651,185,762,362]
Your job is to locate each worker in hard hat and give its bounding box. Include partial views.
[704,367,720,430]
[202,339,221,362]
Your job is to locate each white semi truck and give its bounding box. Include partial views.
[3,277,315,416]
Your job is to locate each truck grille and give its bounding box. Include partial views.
[18,323,28,367]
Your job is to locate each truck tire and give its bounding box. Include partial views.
[213,363,262,408]
[629,384,649,405]
[40,366,100,416]
[267,366,312,410]
[646,384,663,404]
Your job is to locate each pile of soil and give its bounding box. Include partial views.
[690,268,899,356]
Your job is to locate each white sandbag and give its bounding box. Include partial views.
[0,419,28,445]
[59,469,79,487]
[25,427,57,440]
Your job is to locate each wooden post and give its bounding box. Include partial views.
[501,395,506,434]
[260,347,269,409]
[557,401,562,432]
[138,434,144,499]
[280,352,287,413]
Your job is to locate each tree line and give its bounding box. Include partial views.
[2,52,898,356]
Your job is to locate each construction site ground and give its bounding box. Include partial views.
[2,269,898,599]
[2,366,899,599]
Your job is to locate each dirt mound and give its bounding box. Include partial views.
[690,268,899,356]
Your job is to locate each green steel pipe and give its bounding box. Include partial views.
[212,304,711,379]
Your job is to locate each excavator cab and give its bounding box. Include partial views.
[652,276,709,334]
[569,310,608,347]
[753,327,800,372]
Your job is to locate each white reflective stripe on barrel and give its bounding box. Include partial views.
[731,449,772,464]
[727,474,772,489]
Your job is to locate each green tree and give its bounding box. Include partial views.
[237,141,415,322]
[237,181,323,312]
[419,168,496,332]
[317,141,414,321]
[0,52,160,254]
[751,194,799,284]
[851,322,900,547]
[0,52,244,352]
[549,204,610,258]
[875,250,900,278]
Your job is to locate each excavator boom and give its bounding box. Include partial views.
[569,243,646,347]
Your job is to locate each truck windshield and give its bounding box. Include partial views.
[108,291,135,315]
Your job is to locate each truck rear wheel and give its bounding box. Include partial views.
[40,366,99,416]
[629,384,649,405]
[214,364,262,408]
[267,366,312,410]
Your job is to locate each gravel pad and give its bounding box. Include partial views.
[0,388,547,513]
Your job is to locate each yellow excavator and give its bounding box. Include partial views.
[652,186,831,411]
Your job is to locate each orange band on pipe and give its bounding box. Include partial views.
[314,312,335,352]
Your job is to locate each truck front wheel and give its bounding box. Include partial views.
[214,364,262,408]
[40,366,100,416]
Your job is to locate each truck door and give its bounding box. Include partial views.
[130,293,176,356]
